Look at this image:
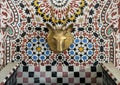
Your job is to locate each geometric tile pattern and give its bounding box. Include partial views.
[0,0,120,69]
[0,30,5,69]
[0,0,119,84]
[26,36,51,62]
[32,0,87,24]
[0,0,19,65]
[17,64,103,85]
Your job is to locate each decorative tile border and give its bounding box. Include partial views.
[102,63,120,85]
[0,63,19,85]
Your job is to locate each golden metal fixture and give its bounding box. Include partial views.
[46,23,74,53]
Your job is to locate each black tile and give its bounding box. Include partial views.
[91,66,96,72]
[93,32,98,37]
[34,77,39,83]
[17,83,23,85]
[100,46,104,52]
[94,3,99,9]
[74,72,79,77]
[22,61,27,66]
[80,78,85,83]
[64,61,69,66]
[78,27,84,31]
[21,32,26,37]
[29,72,34,77]
[46,66,51,71]
[57,78,63,83]
[63,83,69,85]
[93,61,98,66]
[85,83,91,85]
[68,66,74,71]
[52,72,57,77]
[97,72,102,77]
[52,60,57,65]
[40,83,45,85]
[16,46,20,52]
[19,3,24,8]
[23,66,28,72]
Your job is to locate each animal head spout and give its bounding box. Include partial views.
[46,23,74,52]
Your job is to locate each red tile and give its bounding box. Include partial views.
[28,84,34,85]
[80,68,85,72]
[23,78,28,83]
[86,72,91,77]
[35,66,40,72]
[63,72,68,77]
[17,72,22,77]
[46,77,51,83]
[69,78,74,83]
[51,83,57,85]
[40,72,45,77]
[91,78,96,83]
[57,66,62,72]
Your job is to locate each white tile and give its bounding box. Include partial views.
[29,66,34,71]
[85,78,91,83]
[74,66,80,71]
[28,78,34,83]
[46,72,51,77]
[80,72,85,77]
[40,66,45,72]
[34,72,40,77]
[52,66,57,71]
[17,78,23,83]
[74,78,79,83]
[39,77,45,83]
[68,72,74,77]
[22,72,28,77]
[57,72,62,77]
[63,78,68,83]
[51,78,57,83]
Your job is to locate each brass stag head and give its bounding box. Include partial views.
[46,23,74,52]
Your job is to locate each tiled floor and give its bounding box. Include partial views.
[17,65,102,85]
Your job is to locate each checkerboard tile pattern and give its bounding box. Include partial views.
[17,64,102,85]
